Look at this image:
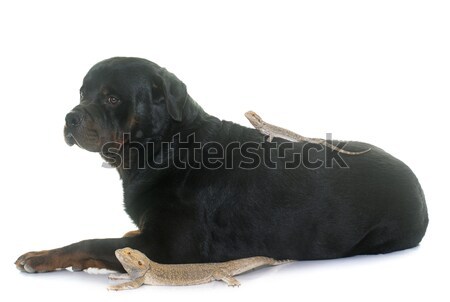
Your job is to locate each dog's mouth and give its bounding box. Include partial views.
[64,125,102,152]
[65,132,86,149]
[64,131,76,146]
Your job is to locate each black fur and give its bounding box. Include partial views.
[16,57,428,273]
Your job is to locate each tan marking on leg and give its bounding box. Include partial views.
[122,230,141,238]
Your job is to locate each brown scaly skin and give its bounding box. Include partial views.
[244,111,371,155]
[108,247,292,290]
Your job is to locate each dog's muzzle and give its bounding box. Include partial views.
[64,110,84,146]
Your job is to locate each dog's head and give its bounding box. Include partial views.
[64,57,188,152]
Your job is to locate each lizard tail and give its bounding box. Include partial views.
[322,140,372,155]
[270,259,294,266]
[304,137,371,155]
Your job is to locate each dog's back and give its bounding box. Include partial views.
[172,118,428,261]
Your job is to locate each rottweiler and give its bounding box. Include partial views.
[16,57,428,273]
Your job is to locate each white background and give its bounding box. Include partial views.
[1,0,449,301]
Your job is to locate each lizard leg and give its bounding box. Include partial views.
[221,276,241,287]
[266,135,273,142]
[213,270,241,287]
[108,279,144,291]
[108,273,131,280]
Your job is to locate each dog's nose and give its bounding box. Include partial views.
[65,111,82,128]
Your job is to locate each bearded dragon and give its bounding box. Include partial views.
[108,247,291,290]
[245,110,371,155]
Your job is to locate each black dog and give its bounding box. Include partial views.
[16,57,428,273]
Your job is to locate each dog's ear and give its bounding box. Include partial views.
[157,68,187,122]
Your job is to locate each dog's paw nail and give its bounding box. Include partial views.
[71,266,83,271]
[24,264,36,273]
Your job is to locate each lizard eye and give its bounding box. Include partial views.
[127,252,131,255]
[138,261,142,266]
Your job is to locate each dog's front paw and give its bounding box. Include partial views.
[15,250,61,273]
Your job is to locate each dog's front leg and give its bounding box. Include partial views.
[15,236,145,273]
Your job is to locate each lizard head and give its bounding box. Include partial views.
[115,247,151,279]
[245,111,264,129]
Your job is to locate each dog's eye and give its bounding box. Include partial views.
[107,96,120,105]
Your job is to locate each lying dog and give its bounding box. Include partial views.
[16,57,428,273]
